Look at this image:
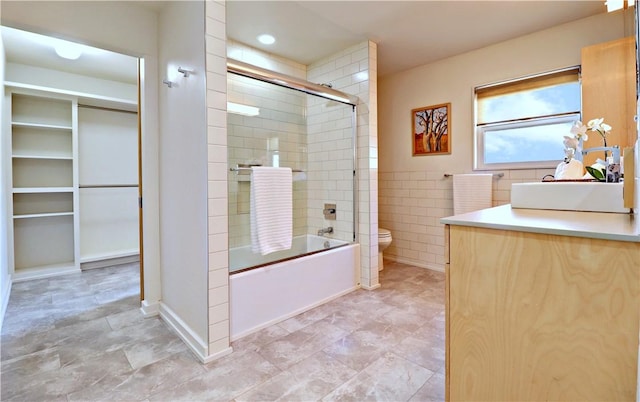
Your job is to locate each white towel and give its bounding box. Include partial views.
[250,167,293,255]
[453,174,493,215]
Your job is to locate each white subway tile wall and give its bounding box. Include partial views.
[305,93,355,243]
[227,40,378,288]
[378,168,553,271]
[226,48,357,246]
[205,0,230,356]
[227,74,308,247]
[308,41,379,288]
[226,40,309,252]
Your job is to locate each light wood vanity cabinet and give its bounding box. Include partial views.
[581,36,636,167]
[444,220,639,401]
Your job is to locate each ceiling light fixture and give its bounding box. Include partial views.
[257,34,276,45]
[227,102,260,116]
[54,42,83,60]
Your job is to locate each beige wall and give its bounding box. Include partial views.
[378,11,631,271]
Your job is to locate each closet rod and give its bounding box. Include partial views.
[79,184,139,189]
[78,104,138,115]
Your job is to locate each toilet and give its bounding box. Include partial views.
[378,228,393,271]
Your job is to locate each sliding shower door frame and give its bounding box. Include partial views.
[226,58,359,245]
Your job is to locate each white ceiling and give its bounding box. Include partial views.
[226,1,608,77]
[1,25,138,84]
[0,1,610,83]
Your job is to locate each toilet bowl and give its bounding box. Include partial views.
[378,228,392,271]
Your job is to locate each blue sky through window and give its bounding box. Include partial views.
[479,81,581,166]
[484,121,574,164]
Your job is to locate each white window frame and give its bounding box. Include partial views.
[474,67,581,171]
[475,113,581,170]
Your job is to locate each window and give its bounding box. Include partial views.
[475,67,581,170]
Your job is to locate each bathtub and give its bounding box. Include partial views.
[229,235,360,340]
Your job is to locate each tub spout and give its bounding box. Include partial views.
[317,227,333,236]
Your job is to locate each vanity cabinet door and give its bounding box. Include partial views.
[446,225,639,401]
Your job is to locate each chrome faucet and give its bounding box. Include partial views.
[581,145,621,182]
[581,145,620,164]
[317,227,333,236]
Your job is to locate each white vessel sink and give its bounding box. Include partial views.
[511,182,630,213]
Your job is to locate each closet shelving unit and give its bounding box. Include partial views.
[5,79,140,281]
[9,91,80,281]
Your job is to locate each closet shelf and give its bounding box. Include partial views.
[13,187,74,194]
[12,154,73,160]
[13,212,74,219]
[11,121,72,131]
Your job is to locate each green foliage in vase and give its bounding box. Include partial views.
[585,166,606,182]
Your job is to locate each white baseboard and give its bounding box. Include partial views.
[202,345,233,364]
[140,299,160,317]
[159,302,209,363]
[361,283,381,290]
[386,256,445,273]
[81,254,140,270]
[0,277,12,332]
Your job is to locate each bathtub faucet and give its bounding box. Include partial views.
[317,227,334,236]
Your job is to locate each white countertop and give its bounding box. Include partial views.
[441,204,640,242]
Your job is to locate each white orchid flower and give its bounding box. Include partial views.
[563,135,579,149]
[587,118,604,130]
[586,117,611,139]
[569,121,587,140]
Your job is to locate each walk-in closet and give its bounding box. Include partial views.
[2,26,140,282]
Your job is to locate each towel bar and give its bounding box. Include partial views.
[230,166,304,173]
[444,173,503,178]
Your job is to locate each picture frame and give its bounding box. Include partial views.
[412,103,451,156]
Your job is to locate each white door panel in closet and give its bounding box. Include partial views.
[77,106,139,263]
[79,187,139,261]
[78,107,138,185]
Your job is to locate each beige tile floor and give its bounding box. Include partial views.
[1,260,445,401]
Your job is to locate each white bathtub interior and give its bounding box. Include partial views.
[229,242,360,340]
[229,234,349,273]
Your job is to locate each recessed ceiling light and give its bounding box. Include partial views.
[257,34,276,45]
[54,42,83,60]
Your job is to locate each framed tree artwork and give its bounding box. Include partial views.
[412,103,451,156]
